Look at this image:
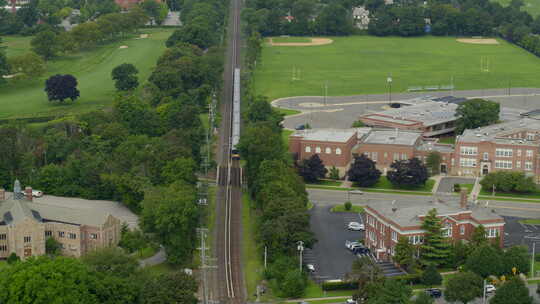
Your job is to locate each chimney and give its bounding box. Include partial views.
[460,188,468,209]
[24,186,32,202]
[0,189,4,201]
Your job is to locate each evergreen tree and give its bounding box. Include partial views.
[490,277,533,304]
[470,225,488,247]
[347,154,381,187]
[422,264,442,287]
[444,271,483,304]
[394,236,414,268]
[425,152,441,175]
[465,244,504,278]
[420,209,451,267]
[298,154,327,183]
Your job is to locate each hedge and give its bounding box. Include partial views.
[321,280,358,291]
[391,273,422,285]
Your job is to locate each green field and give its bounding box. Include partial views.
[493,0,540,16]
[253,36,540,101]
[0,28,173,119]
[271,36,312,43]
[3,35,33,58]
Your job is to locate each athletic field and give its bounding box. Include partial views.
[0,28,173,119]
[253,36,540,101]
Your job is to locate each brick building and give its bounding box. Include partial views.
[364,191,505,261]
[0,181,121,260]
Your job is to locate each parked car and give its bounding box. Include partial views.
[345,240,361,249]
[295,124,306,130]
[346,299,357,304]
[349,190,364,195]
[485,284,496,293]
[352,246,369,254]
[20,190,43,197]
[306,264,315,273]
[425,288,442,298]
[348,222,365,231]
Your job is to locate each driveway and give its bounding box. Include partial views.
[436,177,476,194]
[308,203,364,281]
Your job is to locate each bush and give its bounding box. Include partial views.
[480,171,536,193]
[392,273,423,285]
[321,280,358,291]
[453,184,461,192]
[7,253,20,264]
[344,201,352,211]
[535,254,540,262]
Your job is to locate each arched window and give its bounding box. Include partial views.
[305,146,311,153]
[325,147,331,154]
[336,148,342,155]
[315,147,321,153]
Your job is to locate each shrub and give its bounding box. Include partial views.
[392,273,423,285]
[480,171,536,193]
[453,184,461,192]
[321,280,358,291]
[7,253,20,264]
[344,201,352,211]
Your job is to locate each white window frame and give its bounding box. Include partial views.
[393,153,399,161]
[516,161,521,169]
[336,148,342,155]
[495,148,513,158]
[391,231,397,242]
[527,150,533,158]
[460,146,478,156]
[305,146,311,153]
[486,228,498,238]
[315,147,321,153]
[401,153,407,160]
[525,161,533,171]
[442,223,452,237]
[372,152,378,161]
[483,152,489,161]
[460,158,477,168]
[495,160,512,169]
[460,225,465,235]
[325,147,331,154]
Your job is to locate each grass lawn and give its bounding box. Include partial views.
[366,176,435,192]
[310,179,342,187]
[3,35,33,58]
[282,129,294,147]
[253,36,540,101]
[519,219,540,225]
[330,204,365,213]
[144,262,179,276]
[480,187,540,199]
[457,183,474,194]
[271,37,312,43]
[135,245,159,260]
[303,280,355,298]
[0,28,173,119]
[438,136,456,144]
[492,0,540,16]
[275,107,302,116]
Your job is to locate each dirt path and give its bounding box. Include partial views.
[268,37,333,46]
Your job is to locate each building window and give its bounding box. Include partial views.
[58,231,65,238]
[45,231,52,237]
[408,235,423,245]
[495,148,513,157]
[69,233,77,240]
[442,223,452,237]
[90,233,98,239]
[384,152,388,159]
[23,236,31,243]
[486,228,498,238]
[393,153,399,161]
[391,246,395,256]
[305,146,311,153]
[315,147,321,153]
[0,234,6,240]
[365,151,371,158]
[525,162,533,171]
[527,133,535,140]
[372,152,378,161]
[516,161,521,169]
[517,150,522,157]
[495,160,512,169]
[0,245,6,251]
[391,231,397,242]
[483,152,489,161]
[336,148,342,155]
[380,225,384,234]
[460,225,465,235]
[401,153,407,160]
[460,158,477,168]
[527,150,533,157]
[325,147,331,154]
[460,146,478,155]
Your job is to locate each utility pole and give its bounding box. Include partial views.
[482,279,486,304]
[323,81,328,106]
[297,241,304,272]
[387,75,393,106]
[531,242,536,278]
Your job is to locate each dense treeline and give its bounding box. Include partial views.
[0,249,198,304]
[0,0,227,267]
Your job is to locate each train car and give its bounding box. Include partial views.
[231,68,241,159]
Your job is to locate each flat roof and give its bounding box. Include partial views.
[362,130,421,146]
[458,118,540,145]
[417,140,454,153]
[292,128,356,143]
[361,101,458,127]
[367,199,503,227]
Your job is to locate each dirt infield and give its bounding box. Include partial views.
[457,38,499,45]
[268,38,334,46]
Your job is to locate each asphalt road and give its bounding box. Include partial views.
[308,203,364,281]
[436,177,476,194]
[274,88,540,130]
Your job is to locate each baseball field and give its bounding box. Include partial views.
[253,36,540,101]
[0,28,173,119]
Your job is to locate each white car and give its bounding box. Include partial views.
[346,299,357,304]
[345,240,361,249]
[348,222,365,231]
[306,264,315,272]
[349,190,364,195]
[485,284,496,293]
[21,190,43,197]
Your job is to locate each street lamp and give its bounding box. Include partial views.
[387,75,393,106]
[297,241,304,272]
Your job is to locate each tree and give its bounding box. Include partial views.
[140,0,166,25]
[113,95,161,136]
[425,152,441,175]
[414,292,434,304]
[7,252,20,264]
[70,22,103,49]
[0,37,8,83]
[444,271,483,304]
[298,154,327,183]
[480,171,536,194]
[140,271,198,304]
[44,74,80,102]
[8,52,46,79]
[367,279,412,304]
[111,63,139,91]
[394,236,415,269]
[420,209,451,267]
[347,154,381,187]
[456,99,500,134]
[465,244,503,278]
[470,225,488,247]
[82,247,139,278]
[166,20,216,49]
[30,30,60,59]
[387,158,429,188]
[490,276,533,304]
[315,3,352,35]
[162,157,197,185]
[502,246,530,276]
[422,264,442,287]
[45,237,61,255]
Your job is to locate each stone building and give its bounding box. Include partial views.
[364,191,505,261]
[0,181,121,260]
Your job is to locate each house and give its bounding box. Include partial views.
[0,180,121,260]
[364,191,505,261]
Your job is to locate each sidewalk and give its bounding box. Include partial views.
[139,246,167,267]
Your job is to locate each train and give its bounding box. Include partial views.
[231,68,241,159]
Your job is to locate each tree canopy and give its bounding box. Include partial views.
[111,63,139,91]
[490,277,533,304]
[347,154,381,187]
[420,208,451,267]
[444,271,483,304]
[387,158,428,188]
[298,154,327,183]
[455,99,500,134]
[44,74,80,102]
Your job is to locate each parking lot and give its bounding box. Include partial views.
[307,203,365,282]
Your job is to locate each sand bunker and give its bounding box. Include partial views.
[119,45,129,49]
[140,34,148,39]
[457,38,499,45]
[269,38,333,46]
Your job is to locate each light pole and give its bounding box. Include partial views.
[387,75,393,106]
[297,241,304,272]
[531,242,537,278]
[482,279,486,304]
[492,184,496,196]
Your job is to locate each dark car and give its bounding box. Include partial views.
[295,124,306,130]
[425,288,442,298]
[351,245,369,254]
